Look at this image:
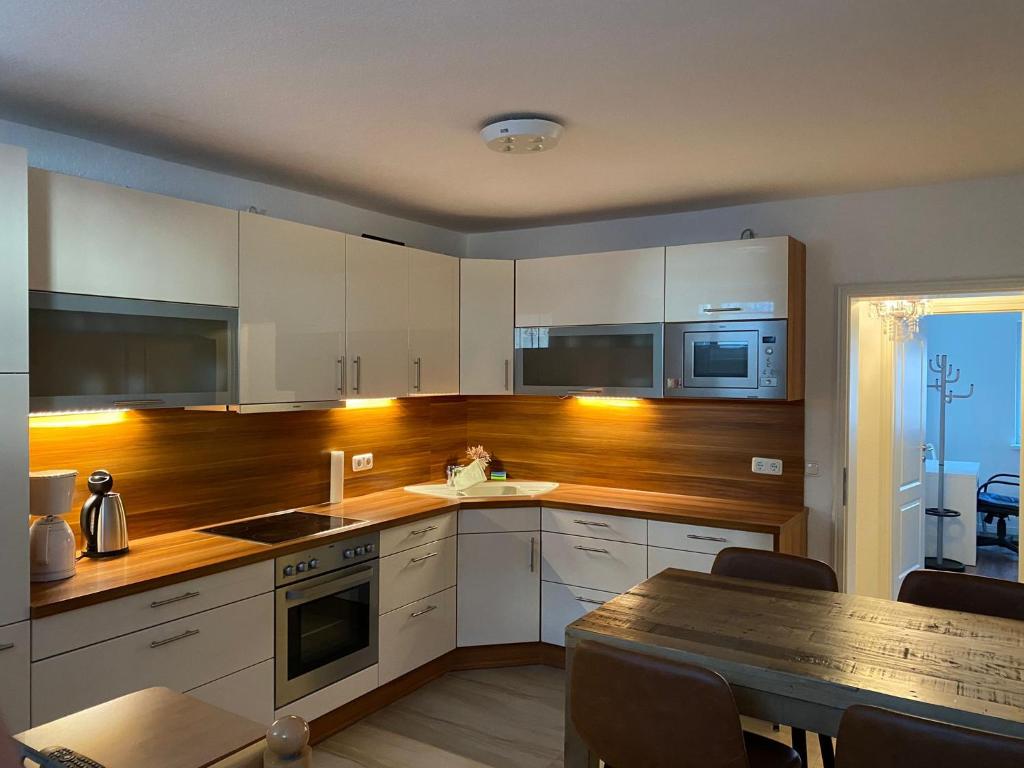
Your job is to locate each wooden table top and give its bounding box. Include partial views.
[567,569,1024,738]
[15,687,266,768]
[32,483,806,617]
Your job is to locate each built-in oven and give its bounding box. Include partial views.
[514,323,664,397]
[274,531,379,708]
[664,319,787,399]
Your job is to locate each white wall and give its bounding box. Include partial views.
[467,174,1024,563]
[0,119,465,257]
[920,312,1021,489]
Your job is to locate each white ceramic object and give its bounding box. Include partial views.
[263,715,311,767]
[29,470,78,582]
[404,480,559,500]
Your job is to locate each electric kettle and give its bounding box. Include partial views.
[80,469,129,558]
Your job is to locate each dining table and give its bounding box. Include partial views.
[564,568,1024,767]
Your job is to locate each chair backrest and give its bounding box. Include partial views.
[836,705,1024,768]
[570,640,749,768]
[897,569,1024,621]
[711,547,839,592]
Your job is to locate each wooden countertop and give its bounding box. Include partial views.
[31,482,806,618]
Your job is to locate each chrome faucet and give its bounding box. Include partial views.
[445,464,460,487]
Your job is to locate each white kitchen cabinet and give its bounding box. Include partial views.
[460,259,514,395]
[0,621,30,732]
[28,170,239,306]
[515,248,665,327]
[274,664,378,722]
[239,213,347,406]
[379,536,457,614]
[541,532,647,594]
[379,511,456,556]
[409,249,459,395]
[379,587,456,685]
[187,659,275,725]
[0,144,27,374]
[665,236,794,322]
[647,546,715,576]
[647,520,773,557]
[345,236,410,398]
[541,581,617,647]
[457,531,540,646]
[0,375,28,628]
[542,507,647,545]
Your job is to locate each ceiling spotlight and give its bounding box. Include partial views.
[481,117,563,154]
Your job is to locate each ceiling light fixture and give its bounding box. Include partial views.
[481,117,564,154]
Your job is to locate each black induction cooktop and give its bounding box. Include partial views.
[198,508,365,544]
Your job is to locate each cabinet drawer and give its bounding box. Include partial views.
[648,546,715,577]
[33,561,274,660]
[459,506,540,534]
[542,508,646,544]
[0,621,30,733]
[274,664,378,722]
[379,536,457,614]
[187,659,275,725]
[32,593,273,725]
[541,533,647,594]
[648,521,773,556]
[379,587,455,685]
[379,511,456,556]
[541,582,618,647]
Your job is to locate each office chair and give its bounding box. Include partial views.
[977,474,1019,554]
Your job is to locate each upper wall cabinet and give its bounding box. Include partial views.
[665,236,800,322]
[408,249,459,396]
[460,259,514,395]
[28,170,239,307]
[0,145,28,374]
[346,237,411,399]
[239,213,347,407]
[515,248,665,327]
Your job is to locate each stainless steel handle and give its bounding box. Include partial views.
[413,357,422,392]
[686,534,729,543]
[504,359,510,392]
[702,307,743,313]
[573,519,609,528]
[0,643,14,653]
[574,545,609,554]
[352,356,361,394]
[338,356,346,394]
[411,525,438,535]
[410,605,437,618]
[150,591,200,608]
[149,629,200,648]
[410,552,438,563]
[575,597,606,606]
[529,536,536,572]
[114,399,166,407]
[285,565,374,603]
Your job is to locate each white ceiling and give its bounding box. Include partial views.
[1,1,1022,232]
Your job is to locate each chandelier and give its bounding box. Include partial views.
[869,299,929,341]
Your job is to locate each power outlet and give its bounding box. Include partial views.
[352,452,374,472]
[751,457,783,476]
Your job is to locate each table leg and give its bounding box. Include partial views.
[564,637,598,768]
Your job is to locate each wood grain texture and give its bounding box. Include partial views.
[568,569,1024,740]
[468,396,804,507]
[787,237,807,402]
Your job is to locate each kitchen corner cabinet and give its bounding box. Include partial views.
[408,249,459,395]
[28,170,239,306]
[0,144,28,374]
[515,248,665,327]
[457,507,540,646]
[239,213,347,405]
[0,375,29,628]
[460,259,514,395]
[345,236,411,398]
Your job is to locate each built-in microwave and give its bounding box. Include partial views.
[664,319,787,399]
[515,323,664,398]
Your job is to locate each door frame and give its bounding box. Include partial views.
[834,277,1024,592]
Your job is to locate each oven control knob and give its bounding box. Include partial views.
[355,546,366,556]
[366,543,375,554]
[309,558,319,570]
[296,561,308,573]
[282,565,295,577]
[343,548,355,559]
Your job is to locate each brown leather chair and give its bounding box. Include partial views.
[835,704,1024,768]
[897,569,1024,621]
[711,547,838,767]
[569,639,801,768]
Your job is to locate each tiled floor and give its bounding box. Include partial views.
[313,665,827,768]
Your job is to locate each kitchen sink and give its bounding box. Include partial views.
[404,481,559,499]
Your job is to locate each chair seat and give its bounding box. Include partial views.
[979,492,1019,512]
[744,732,803,768]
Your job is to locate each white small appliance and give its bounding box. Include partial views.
[29,469,79,582]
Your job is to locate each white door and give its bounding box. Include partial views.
[345,237,410,398]
[891,338,927,597]
[460,259,514,395]
[239,214,346,405]
[457,532,540,646]
[408,249,459,395]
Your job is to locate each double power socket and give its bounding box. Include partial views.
[352,452,374,472]
[751,457,783,476]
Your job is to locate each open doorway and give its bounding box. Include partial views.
[837,284,1024,598]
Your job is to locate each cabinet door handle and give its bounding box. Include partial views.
[573,519,609,528]
[504,359,510,392]
[410,605,437,618]
[352,356,361,394]
[338,356,346,394]
[411,525,438,535]
[702,307,743,313]
[529,536,536,572]
[114,399,166,407]
[150,591,200,608]
[575,596,606,606]
[149,629,200,649]
[413,357,422,392]
[686,534,729,543]
[0,643,14,653]
[574,545,609,554]
[410,551,439,563]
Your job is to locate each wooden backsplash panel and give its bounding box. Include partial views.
[29,398,466,540]
[467,397,804,507]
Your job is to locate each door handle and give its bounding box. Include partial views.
[702,307,743,313]
[338,356,346,394]
[574,545,609,554]
[575,596,605,606]
[352,356,361,394]
[149,629,200,648]
[686,534,729,543]
[409,552,438,563]
[573,519,609,528]
[0,643,14,653]
[413,357,422,392]
[504,359,510,392]
[411,525,438,535]
[529,536,536,572]
[410,605,437,618]
[150,591,200,608]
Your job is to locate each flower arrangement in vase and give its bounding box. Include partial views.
[451,445,491,490]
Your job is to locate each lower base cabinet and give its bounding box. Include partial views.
[186,659,275,725]
[0,621,30,732]
[457,531,540,646]
[540,582,617,647]
[378,587,456,685]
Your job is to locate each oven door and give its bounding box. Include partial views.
[275,561,378,708]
